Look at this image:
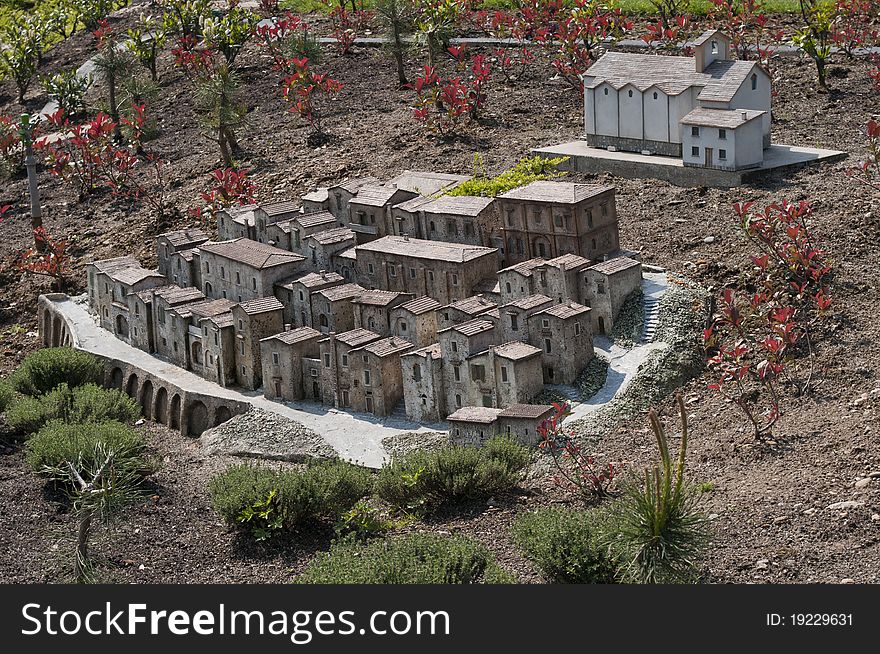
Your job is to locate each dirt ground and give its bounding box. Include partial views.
[1,7,879,583]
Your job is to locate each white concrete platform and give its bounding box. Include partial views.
[533,140,847,188]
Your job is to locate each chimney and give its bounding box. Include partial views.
[284,323,291,331]
[403,233,409,241]
[741,111,747,120]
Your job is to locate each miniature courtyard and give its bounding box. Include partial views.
[1,0,879,586]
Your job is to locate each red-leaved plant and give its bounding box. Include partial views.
[283,57,344,141]
[537,401,620,501]
[704,201,833,437]
[851,118,880,192]
[327,3,372,55]
[16,227,71,291]
[190,167,257,223]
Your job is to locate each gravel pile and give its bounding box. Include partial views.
[610,288,645,347]
[381,431,451,461]
[200,408,337,462]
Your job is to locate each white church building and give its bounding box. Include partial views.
[582,30,772,171]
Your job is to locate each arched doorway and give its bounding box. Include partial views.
[115,314,129,338]
[169,394,181,429]
[109,367,124,389]
[191,341,203,366]
[154,387,169,425]
[140,380,154,419]
[214,405,232,426]
[319,314,329,332]
[598,316,606,335]
[186,400,209,437]
[125,374,138,398]
[51,317,62,346]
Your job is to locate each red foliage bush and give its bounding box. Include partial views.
[282,57,344,139]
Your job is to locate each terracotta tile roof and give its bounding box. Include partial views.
[359,336,414,358]
[350,184,408,207]
[335,176,380,194]
[404,342,442,359]
[449,318,495,337]
[588,256,641,276]
[500,181,613,204]
[278,271,344,290]
[393,195,436,213]
[295,211,337,229]
[266,326,322,345]
[387,170,471,195]
[681,107,765,129]
[262,200,300,218]
[199,238,304,269]
[398,296,442,315]
[498,258,546,277]
[493,341,542,360]
[206,312,234,328]
[353,290,411,307]
[446,295,497,316]
[547,253,592,271]
[334,328,381,347]
[536,302,591,320]
[316,283,365,302]
[308,227,355,246]
[356,236,497,263]
[421,195,494,217]
[503,294,553,311]
[187,298,237,319]
[160,228,208,249]
[237,297,284,315]
[446,406,502,424]
[498,403,554,419]
[152,285,205,305]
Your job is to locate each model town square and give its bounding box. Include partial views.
[0,0,878,588]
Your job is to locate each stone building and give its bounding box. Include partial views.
[86,256,166,343]
[260,326,322,401]
[498,294,554,344]
[437,318,497,412]
[157,228,208,282]
[326,176,379,221]
[199,310,235,387]
[400,343,444,422]
[387,170,471,195]
[150,288,206,361]
[497,181,620,264]
[318,328,382,408]
[411,195,497,247]
[491,341,544,407]
[583,256,643,335]
[256,200,300,243]
[347,184,417,243]
[447,406,502,446]
[354,236,498,305]
[348,336,414,415]
[266,210,336,252]
[196,238,305,303]
[311,282,366,334]
[352,290,414,336]
[303,227,357,271]
[390,195,436,238]
[231,297,284,390]
[216,204,259,241]
[274,271,344,328]
[498,404,554,446]
[301,188,329,213]
[528,302,593,384]
[390,296,441,347]
[129,284,204,354]
[437,295,498,330]
[169,298,236,372]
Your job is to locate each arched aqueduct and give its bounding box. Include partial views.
[38,294,249,437]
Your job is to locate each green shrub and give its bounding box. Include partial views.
[512,507,617,583]
[41,68,92,117]
[9,348,103,396]
[208,460,374,538]
[0,379,12,413]
[376,437,530,512]
[26,420,149,475]
[6,383,140,435]
[296,533,513,584]
[444,155,568,198]
[335,501,390,541]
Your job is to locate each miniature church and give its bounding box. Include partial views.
[582,30,772,171]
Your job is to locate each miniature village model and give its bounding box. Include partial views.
[75,171,644,446]
[534,29,846,187]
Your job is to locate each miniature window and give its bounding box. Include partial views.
[575,323,581,336]
[501,366,508,382]
[428,271,435,282]
[240,341,245,355]
[238,319,243,330]
[220,266,225,279]
[452,274,459,286]
[510,314,519,331]
[214,333,218,345]
[409,267,416,279]
[241,365,246,375]
[368,263,375,274]
[299,291,304,301]
[237,295,242,303]
[719,128,727,140]
[363,354,368,363]
[364,370,371,386]
[691,146,700,157]
[158,308,165,324]
[597,282,606,295]
[389,266,397,277]
[542,318,550,329]
[601,203,608,216]
[429,221,436,232]
[591,238,597,250]
[471,364,486,382]
[251,278,257,290]
[176,259,181,270]
[603,88,608,95]
[342,354,348,367]
[413,364,422,381]
[653,92,658,100]
[751,73,757,90]
[205,262,210,273]
[711,40,718,54]
[324,353,331,367]
[174,342,179,352]
[203,326,207,335]
[368,318,376,329]
[482,396,492,408]
[273,352,279,365]
[587,210,594,228]
[236,271,241,284]
[505,282,512,293]
[400,321,407,332]
[554,215,563,227]
[719,149,727,160]
[691,126,700,137]
[135,304,140,316]
[544,339,552,353]
[453,365,461,381]
[627,90,633,97]
[451,341,458,353]
[222,290,227,298]
[455,394,462,408]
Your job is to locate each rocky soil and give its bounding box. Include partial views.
[1,5,879,583]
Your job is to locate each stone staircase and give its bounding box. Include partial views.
[641,295,661,343]
[390,399,408,421]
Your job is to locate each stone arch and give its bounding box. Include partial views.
[51,316,62,347]
[191,340,203,365]
[214,405,232,426]
[115,314,129,338]
[109,367,124,389]
[169,393,181,430]
[154,386,169,425]
[532,235,552,259]
[185,400,209,437]
[125,373,139,398]
[140,379,154,420]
